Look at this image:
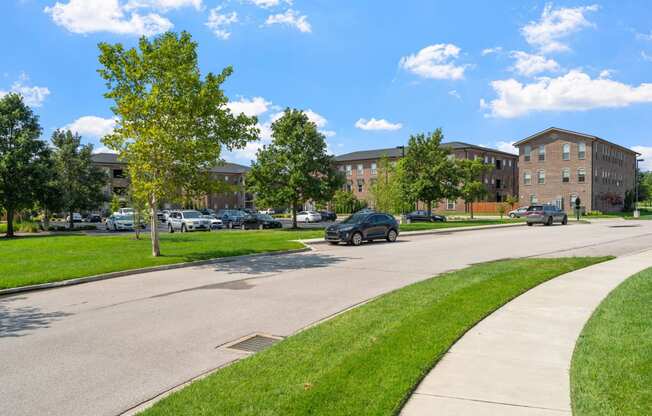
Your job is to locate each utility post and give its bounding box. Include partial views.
[635,158,645,218]
[396,145,405,223]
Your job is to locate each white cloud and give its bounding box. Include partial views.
[482,46,503,56]
[632,146,652,171]
[226,96,271,117]
[124,0,202,11]
[482,70,652,118]
[64,116,117,138]
[494,140,517,155]
[0,75,51,107]
[448,90,461,99]
[510,51,559,76]
[44,0,173,36]
[247,0,292,8]
[304,109,327,128]
[206,7,238,40]
[355,118,402,131]
[265,9,311,33]
[521,4,599,53]
[399,44,468,80]
[636,31,652,42]
[642,51,652,62]
[92,146,118,154]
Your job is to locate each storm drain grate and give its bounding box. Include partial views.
[224,334,283,353]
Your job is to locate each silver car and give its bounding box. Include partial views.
[167,210,211,232]
[508,206,529,218]
[525,205,568,226]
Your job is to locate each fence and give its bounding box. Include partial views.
[469,202,516,214]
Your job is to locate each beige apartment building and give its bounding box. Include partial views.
[514,127,639,212]
[91,153,253,213]
[333,142,519,211]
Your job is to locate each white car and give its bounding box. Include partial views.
[65,213,83,223]
[203,215,223,230]
[105,214,135,231]
[167,210,211,232]
[115,208,135,216]
[259,208,275,215]
[297,211,322,223]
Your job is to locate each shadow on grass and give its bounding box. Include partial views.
[0,296,73,338]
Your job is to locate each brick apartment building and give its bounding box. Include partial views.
[91,153,253,213]
[333,142,519,211]
[514,127,639,212]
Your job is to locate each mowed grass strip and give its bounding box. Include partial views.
[0,229,322,289]
[141,257,610,416]
[571,267,652,416]
[399,218,521,232]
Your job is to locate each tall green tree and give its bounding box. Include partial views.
[247,109,343,228]
[51,130,107,229]
[456,158,491,219]
[400,129,459,215]
[370,156,409,214]
[98,31,258,256]
[0,94,51,237]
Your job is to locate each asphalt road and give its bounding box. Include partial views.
[2,220,652,416]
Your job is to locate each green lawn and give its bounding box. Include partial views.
[400,218,521,232]
[0,229,322,289]
[584,208,652,220]
[571,266,652,416]
[140,257,610,416]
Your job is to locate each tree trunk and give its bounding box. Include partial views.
[6,206,15,237]
[426,200,432,216]
[149,195,160,257]
[43,208,50,229]
[69,209,74,230]
[470,203,474,219]
[291,203,297,229]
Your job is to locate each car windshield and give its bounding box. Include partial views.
[115,215,132,221]
[182,211,201,219]
[527,205,544,211]
[257,214,273,221]
[341,213,368,224]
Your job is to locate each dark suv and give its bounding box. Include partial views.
[405,210,446,223]
[325,212,399,246]
[216,209,248,229]
[526,204,568,226]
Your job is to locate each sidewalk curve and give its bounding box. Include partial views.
[401,249,652,416]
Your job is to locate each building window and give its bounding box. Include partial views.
[562,168,570,183]
[446,199,456,210]
[113,169,125,179]
[538,145,546,161]
[578,142,586,160]
[530,194,538,204]
[370,162,377,175]
[524,171,532,185]
[562,144,570,161]
[508,160,512,167]
[524,145,531,161]
[357,164,364,175]
[345,165,352,177]
[345,181,352,192]
[495,159,502,170]
[356,179,364,193]
[538,170,545,184]
[578,168,586,183]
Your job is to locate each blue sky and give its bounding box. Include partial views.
[1,1,651,170]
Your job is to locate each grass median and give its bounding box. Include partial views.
[140,256,610,416]
[571,266,652,416]
[0,229,323,289]
[400,218,521,232]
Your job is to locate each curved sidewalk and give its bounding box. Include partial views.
[401,249,652,416]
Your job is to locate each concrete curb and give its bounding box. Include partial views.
[0,247,311,297]
[298,221,527,245]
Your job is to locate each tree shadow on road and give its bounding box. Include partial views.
[0,296,72,338]
[205,251,354,276]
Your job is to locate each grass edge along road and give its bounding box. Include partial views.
[140,257,611,416]
[571,266,652,416]
[0,229,323,290]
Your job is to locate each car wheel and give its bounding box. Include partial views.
[509,213,516,218]
[168,224,174,233]
[386,229,398,242]
[351,232,363,246]
[527,222,533,226]
[546,216,553,226]
[562,216,568,225]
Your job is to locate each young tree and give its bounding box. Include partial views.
[247,109,343,228]
[51,130,107,229]
[0,94,51,237]
[332,189,360,214]
[370,156,408,214]
[98,31,258,256]
[400,129,459,215]
[456,158,490,219]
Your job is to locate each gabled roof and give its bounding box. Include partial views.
[334,141,517,162]
[91,153,250,174]
[514,127,640,155]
